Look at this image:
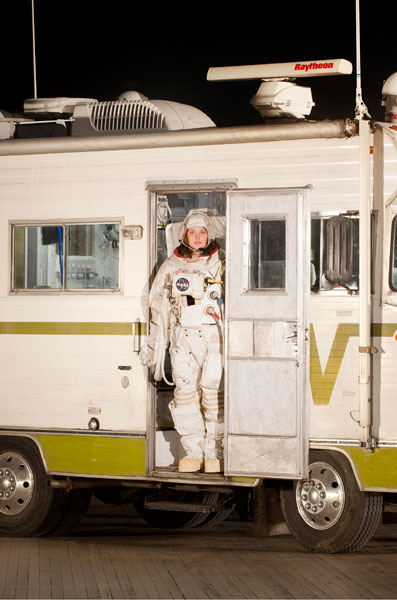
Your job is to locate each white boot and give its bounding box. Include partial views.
[178,457,203,472]
[204,458,223,473]
[204,421,224,473]
[169,401,205,472]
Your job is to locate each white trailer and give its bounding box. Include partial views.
[0,60,396,552]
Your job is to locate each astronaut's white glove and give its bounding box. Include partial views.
[139,343,154,368]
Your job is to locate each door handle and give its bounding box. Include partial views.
[133,318,141,354]
[284,330,297,340]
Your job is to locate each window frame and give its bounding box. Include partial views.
[310,212,360,295]
[311,211,375,296]
[10,218,123,294]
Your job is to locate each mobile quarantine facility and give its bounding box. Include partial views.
[0,57,397,553]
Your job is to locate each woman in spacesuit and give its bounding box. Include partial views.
[140,210,224,473]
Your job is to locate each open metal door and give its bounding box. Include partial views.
[225,188,310,478]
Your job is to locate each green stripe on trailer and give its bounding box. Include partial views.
[342,446,397,490]
[34,433,146,477]
[0,322,147,335]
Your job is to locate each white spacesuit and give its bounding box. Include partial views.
[140,210,225,473]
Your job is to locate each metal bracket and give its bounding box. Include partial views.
[122,225,143,240]
[358,346,378,354]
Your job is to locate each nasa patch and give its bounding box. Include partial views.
[175,277,190,292]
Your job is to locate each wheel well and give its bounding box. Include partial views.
[0,434,48,473]
[309,446,364,491]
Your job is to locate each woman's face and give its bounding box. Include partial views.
[186,226,208,250]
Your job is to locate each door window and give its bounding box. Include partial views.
[247,218,286,291]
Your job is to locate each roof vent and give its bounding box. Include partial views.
[87,99,165,132]
[72,92,215,136]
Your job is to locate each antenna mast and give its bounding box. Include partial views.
[354,0,370,119]
[31,0,37,99]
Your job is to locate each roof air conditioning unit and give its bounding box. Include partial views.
[72,92,215,136]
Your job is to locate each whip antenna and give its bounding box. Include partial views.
[354,0,370,119]
[31,0,37,98]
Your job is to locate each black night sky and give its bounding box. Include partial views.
[1,1,395,127]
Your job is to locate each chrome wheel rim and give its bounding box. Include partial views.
[296,461,345,530]
[0,452,34,515]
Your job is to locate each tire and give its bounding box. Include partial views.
[48,489,92,536]
[194,506,233,529]
[133,489,220,529]
[0,437,68,537]
[280,449,383,553]
[193,493,234,529]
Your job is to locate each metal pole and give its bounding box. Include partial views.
[355,0,370,119]
[355,0,362,114]
[358,119,372,448]
[31,0,37,98]
[0,119,359,156]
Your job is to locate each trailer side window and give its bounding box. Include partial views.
[12,223,120,291]
[390,215,397,291]
[311,216,359,293]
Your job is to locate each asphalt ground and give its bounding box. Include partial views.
[1,500,397,599]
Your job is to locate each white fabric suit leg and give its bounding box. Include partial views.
[169,325,224,472]
[169,327,205,470]
[200,328,224,472]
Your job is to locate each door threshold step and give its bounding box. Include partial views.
[152,467,227,480]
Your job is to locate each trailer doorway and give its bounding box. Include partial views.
[149,186,229,472]
[148,185,310,478]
